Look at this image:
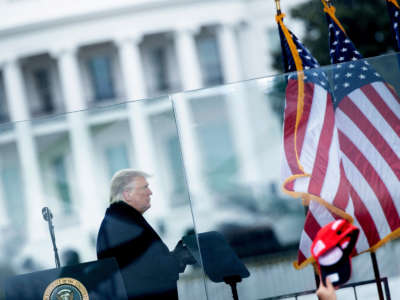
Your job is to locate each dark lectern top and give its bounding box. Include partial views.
[183,231,250,283]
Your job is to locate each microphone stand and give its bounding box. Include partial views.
[42,207,61,268]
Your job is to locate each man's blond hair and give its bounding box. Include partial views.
[109,169,150,204]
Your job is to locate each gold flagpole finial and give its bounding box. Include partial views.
[274,0,282,15]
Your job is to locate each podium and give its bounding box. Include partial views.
[183,231,250,300]
[4,258,127,300]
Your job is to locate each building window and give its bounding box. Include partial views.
[51,156,72,214]
[151,47,170,92]
[197,35,224,86]
[88,55,115,101]
[33,68,54,114]
[105,144,130,179]
[1,166,25,231]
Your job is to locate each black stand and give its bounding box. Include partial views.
[183,231,250,300]
[224,275,241,300]
[42,207,61,268]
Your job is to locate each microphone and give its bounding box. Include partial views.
[42,207,53,221]
[42,207,61,268]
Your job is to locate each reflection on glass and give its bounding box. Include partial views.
[0,97,206,299]
[1,165,25,232]
[171,53,400,299]
[0,74,10,123]
[51,155,72,214]
[172,79,312,299]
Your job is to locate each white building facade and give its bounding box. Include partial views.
[0,0,314,298]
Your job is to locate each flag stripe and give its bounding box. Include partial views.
[348,90,400,156]
[304,210,322,240]
[283,80,315,192]
[345,196,370,253]
[336,109,400,201]
[298,227,313,258]
[293,82,322,193]
[341,153,392,237]
[283,81,301,192]
[309,200,335,228]
[332,162,351,210]
[281,148,292,181]
[308,87,335,196]
[297,82,315,169]
[284,80,304,176]
[361,84,400,134]
[382,82,400,107]
[298,242,308,264]
[349,187,381,246]
[339,95,400,179]
[339,131,400,231]
[320,127,342,203]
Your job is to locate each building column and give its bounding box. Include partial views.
[53,47,102,232]
[242,20,270,79]
[172,26,212,211]
[217,23,262,185]
[2,57,47,240]
[175,26,202,91]
[217,22,243,83]
[172,93,211,208]
[115,35,167,219]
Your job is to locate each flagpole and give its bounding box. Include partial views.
[274,0,281,15]
[370,252,385,300]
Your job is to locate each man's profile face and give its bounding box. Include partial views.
[123,176,152,214]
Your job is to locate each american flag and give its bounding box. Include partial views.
[280,3,400,268]
[276,12,353,267]
[324,3,400,257]
[386,0,400,51]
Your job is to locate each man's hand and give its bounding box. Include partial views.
[316,278,337,300]
[171,240,196,273]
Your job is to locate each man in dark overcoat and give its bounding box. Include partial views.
[97,169,187,300]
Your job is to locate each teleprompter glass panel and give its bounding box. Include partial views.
[171,78,313,299]
[0,97,206,300]
[172,52,400,299]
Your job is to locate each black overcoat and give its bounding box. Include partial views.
[96,201,179,300]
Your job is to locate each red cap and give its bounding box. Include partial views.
[311,219,359,287]
[311,219,359,259]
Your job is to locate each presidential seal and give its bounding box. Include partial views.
[43,277,89,300]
